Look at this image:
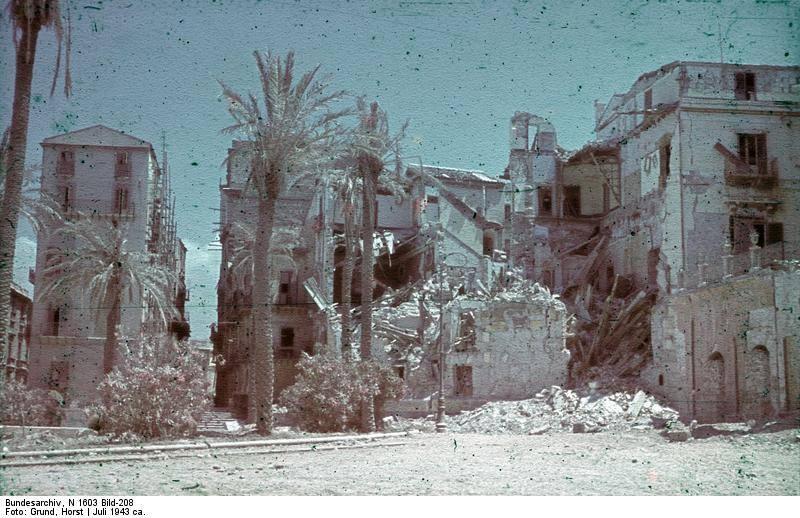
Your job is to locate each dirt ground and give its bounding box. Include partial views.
[2,429,799,495]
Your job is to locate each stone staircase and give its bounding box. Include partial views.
[197,408,242,435]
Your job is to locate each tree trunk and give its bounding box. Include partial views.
[359,165,376,432]
[0,20,41,383]
[103,277,122,375]
[340,211,355,360]
[252,197,276,435]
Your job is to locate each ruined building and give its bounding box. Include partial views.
[509,61,800,422]
[3,282,32,382]
[27,125,189,404]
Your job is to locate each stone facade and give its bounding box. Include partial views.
[4,283,32,382]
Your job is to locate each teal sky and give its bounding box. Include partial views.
[2,0,797,339]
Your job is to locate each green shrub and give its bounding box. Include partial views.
[89,338,211,439]
[0,380,63,426]
[281,353,405,433]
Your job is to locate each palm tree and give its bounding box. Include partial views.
[220,50,349,435]
[328,169,361,359]
[349,99,407,431]
[0,0,72,379]
[37,216,176,375]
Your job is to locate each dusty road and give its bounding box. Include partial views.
[3,430,799,495]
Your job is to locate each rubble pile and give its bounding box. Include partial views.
[446,386,679,435]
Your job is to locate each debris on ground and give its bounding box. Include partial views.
[385,387,681,435]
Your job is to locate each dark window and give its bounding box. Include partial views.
[563,185,581,217]
[50,307,61,336]
[482,231,495,256]
[427,195,438,204]
[454,365,473,397]
[644,89,653,112]
[277,328,296,359]
[737,133,767,174]
[504,204,512,221]
[766,223,783,245]
[278,270,293,304]
[659,143,671,190]
[538,186,552,215]
[62,185,72,212]
[393,365,405,380]
[734,72,756,101]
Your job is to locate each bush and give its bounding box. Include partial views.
[0,380,63,426]
[281,352,405,433]
[89,337,210,439]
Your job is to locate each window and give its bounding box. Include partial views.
[393,365,405,380]
[659,142,671,190]
[57,150,74,176]
[563,185,581,217]
[278,270,293,304]
[734,72,756,101]
[115,188,129,212]
[455,312,476,352]
[277,328,296,359]
[61,185,72,212]
[644,89,653,112]
[454,365,473,397]
[538,186,552,215]
[737,133,767,175]
[729,217,783,253]
[115,152,131,177]
[48,307,62,336]
[482,231,495,256]
[504,204,512,221]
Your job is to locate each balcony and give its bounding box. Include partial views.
[715,143,778,189]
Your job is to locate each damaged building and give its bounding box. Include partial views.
[511,61,800,422]
[213,60,798,424]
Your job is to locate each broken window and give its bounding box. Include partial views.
[737,133,768,175]
[563,185,581,217]
[57,150,74,176]
[538,186,552,215]
[456,311,476,352]
[454,365,473,397]
[277,327,296,359]
[734,72,756,101]
[278,270,293,304]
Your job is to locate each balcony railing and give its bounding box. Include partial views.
[724,157,778,188]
